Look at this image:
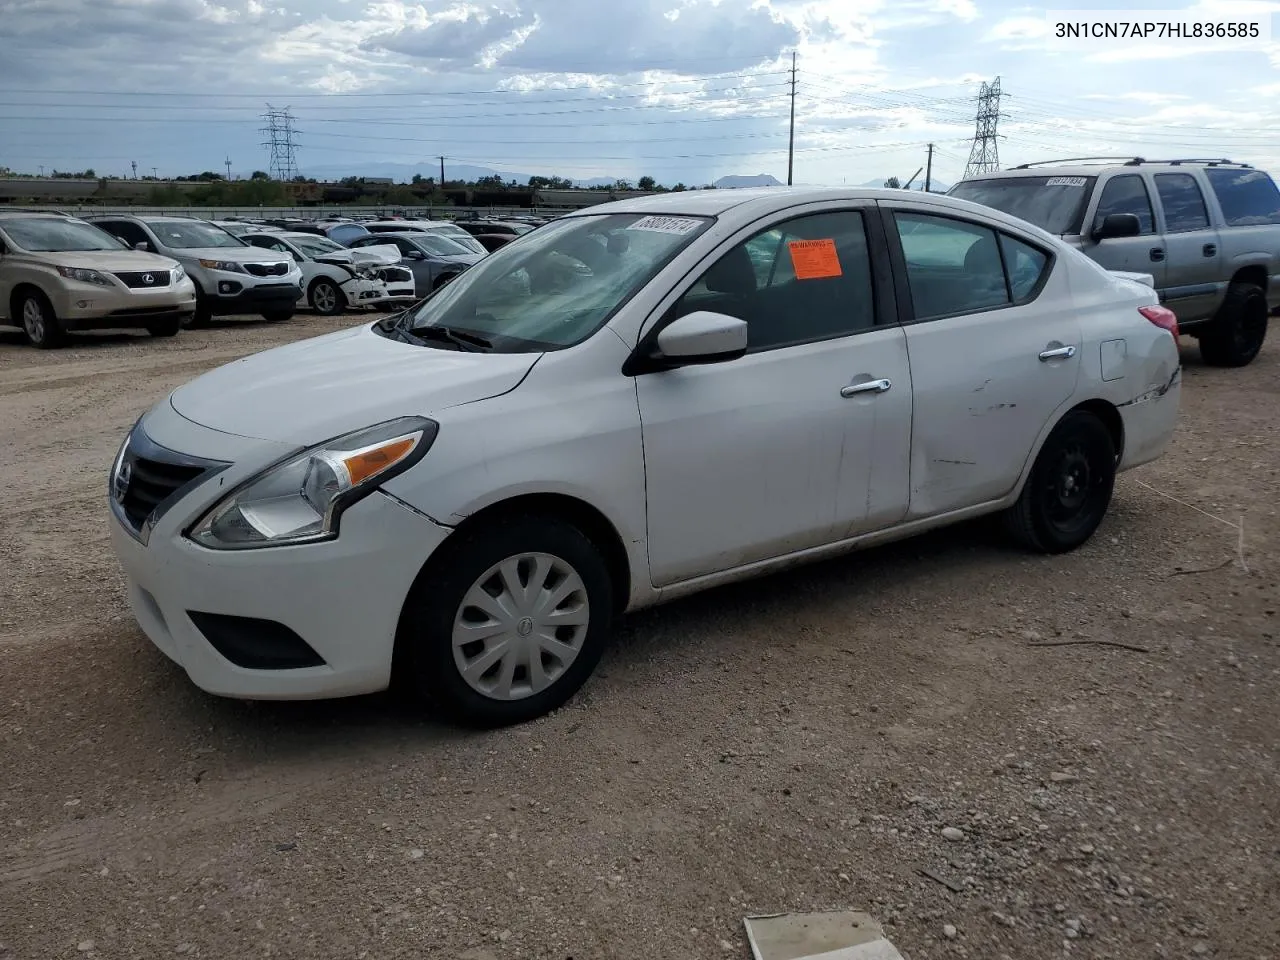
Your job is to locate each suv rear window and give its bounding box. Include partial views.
[947,176,1096,236]
[1203,168,1280,226]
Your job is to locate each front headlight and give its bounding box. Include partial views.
[187,417,438,550]
[172,264,186,282]
[198,259,247,273]
[56,266,113,286]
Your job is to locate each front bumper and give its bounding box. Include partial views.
[52,277,198,327]
[107,409,452,700]
[206,282,303,314]
[340,277,417,308]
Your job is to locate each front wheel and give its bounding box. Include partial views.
[398,515,614,727]
[1198,282,1268,367]
[17,290,65,349]
[309,279,346,316]
[147,317,181,338]
[1003,410,1116,553]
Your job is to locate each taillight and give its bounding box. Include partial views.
[1139,304,1179,339]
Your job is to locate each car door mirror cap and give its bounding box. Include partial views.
[405,250,426,260]
[1091,213,1141,242]
[655,310,749,362]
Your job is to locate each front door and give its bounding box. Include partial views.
[635,206,913,587]
[885,207,1082,519]
[1080,173,1168,287]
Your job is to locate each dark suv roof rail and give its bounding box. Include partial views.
[1011,157,1142,169]
[0,206,75,216]
[1132,158,1251,168]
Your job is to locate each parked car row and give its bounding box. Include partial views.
[0,211,520,347]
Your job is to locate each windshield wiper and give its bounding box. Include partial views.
[412,325,493,352]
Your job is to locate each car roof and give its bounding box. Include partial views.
[563,186,922,218]
[959,159,1260,181]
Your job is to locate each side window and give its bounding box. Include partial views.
[1093,175,1155,234]
[894,213,1009,319]
[999,234,1049,301]
[668,210,876,351]
[108,221,151,249]
[1203,167,1280,226]
[1154,174,1210,232]
[330,225,363,244]
[245,236,274,249]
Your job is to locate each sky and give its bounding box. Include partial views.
[0,0,1278,188]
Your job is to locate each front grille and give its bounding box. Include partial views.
[111,427,226,540]
[377,266,412,283]
[119,456,205,531]
[243,262,289,277]
[114,270,172,289]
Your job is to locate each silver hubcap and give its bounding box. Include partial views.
[313,283,337,312]
[451,552,590,702]
[22,299,45,341]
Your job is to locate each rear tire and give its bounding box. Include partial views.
[398,515,614,728]
[16,289,65,349]
[146,317,181,338]
[1198,282,1268,367]
[262,309,295,323]
[1003,410,1116,554]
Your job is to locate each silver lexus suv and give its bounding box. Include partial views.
[949,158,1279,367]
[87,215,303,327]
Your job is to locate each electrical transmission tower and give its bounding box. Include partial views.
[260,105,299,180]
[963,77,1002,179]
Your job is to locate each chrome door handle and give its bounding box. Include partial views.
[1039,345,1076,361]
[841,378,892,397]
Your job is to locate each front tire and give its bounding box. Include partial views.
[309,279,346,316]
[1198,282,1268,367]
[399,515,614,728]
[186,289,211,328]
[146,317,181,338]
[1003,410,1116,553]
[16,290,65,349]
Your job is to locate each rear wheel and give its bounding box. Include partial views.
[1003,410,1116,553]
[146,317,181,338]
[1198,282,1268,367]
[17,290,65,349]
[309,278,346,316]
[398,515,614,728]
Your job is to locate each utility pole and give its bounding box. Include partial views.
[38,165,44,177]
[152,167,158,180]
[963,77,1003,179]
[786,51,797,186]
[439,155,446,186]
[924,143,934,193]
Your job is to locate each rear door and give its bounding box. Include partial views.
[1152,171,1222,322]
[1082,173,1169,288]
[883,205,1080,519]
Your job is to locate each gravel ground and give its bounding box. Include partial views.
[0,316,1276,960]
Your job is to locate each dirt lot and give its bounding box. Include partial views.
[0,316,1276,960]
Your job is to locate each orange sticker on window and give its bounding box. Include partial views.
[787,238,842,280]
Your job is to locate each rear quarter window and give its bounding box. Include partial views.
[1203,168,1280,226]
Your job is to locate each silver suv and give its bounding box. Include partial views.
[86,215,303,327]
[948,158,1279,367]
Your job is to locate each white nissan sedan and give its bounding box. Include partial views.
[107,188,1182,727]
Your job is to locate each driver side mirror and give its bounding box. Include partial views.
[1091,213,1141,242]
[625,310,748,375]
[133,241,149,251]
[405,250,426,260]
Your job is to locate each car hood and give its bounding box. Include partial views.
[347,245,402,266]
[171,246,294,264]
[167,323,538,445]
[28,249,179,271]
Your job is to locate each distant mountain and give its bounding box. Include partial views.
[714,173,783,189]
[301,160,616,188]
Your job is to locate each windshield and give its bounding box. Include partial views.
[948,176,1097,235]
[411,233,477,257]
[427,224,487,254]
[391,212,711,352]
[0,217,126,252]
[292,235,345,256]
[145,220,246,249]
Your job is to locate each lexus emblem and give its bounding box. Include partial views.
[113,458,132,503]
[142,273,154,285]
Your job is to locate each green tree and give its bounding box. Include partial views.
[637,175,657,191]
[250,170,270,180]
[883,176,902,189]
[671,183,687,192]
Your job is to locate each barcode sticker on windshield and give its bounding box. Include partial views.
[627,215,702,235]
[1045,176,1088,187]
